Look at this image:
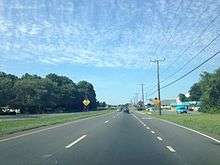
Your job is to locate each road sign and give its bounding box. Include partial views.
[83,99,90,107]
[153,99,160,106]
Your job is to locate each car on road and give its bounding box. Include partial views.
[123,107,129,113]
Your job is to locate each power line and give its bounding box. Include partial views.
[165,0,184,35]
[158,0,193,58]
[160,6,209,75]
[161,0,193,47]
[147,3,218,98]
[148,48,220,98]
[160,33,220,83]
[148,89,157,98]
[151,0,185,58]
[165,0,193,42]
[162,14,219,71]
[161,12,219,76]
[160,50,220,90]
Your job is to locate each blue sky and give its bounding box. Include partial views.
[0,0,220,104]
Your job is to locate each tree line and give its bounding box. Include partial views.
[0,72,100,114]
[178,67,220,113]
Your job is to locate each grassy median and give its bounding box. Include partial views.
[0,110,113,137]
[149,112,220,139]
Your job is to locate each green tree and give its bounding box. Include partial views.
[199,69,220,113]
[189,83,202,101]
[35,78,59,113]
[77,81,97,110]
[46,74,80,112]
[12,74,59,113]
[0,72,18,107]
[178,93,188,102]
[0,72,98,114]
[12,78,41,113]
[97,101,107,107]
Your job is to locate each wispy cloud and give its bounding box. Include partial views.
[0,0,219,69]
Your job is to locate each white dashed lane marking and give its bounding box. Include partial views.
[157,136,163,141]
[104,120,109,123]
[133,112,177,153]
[166,146,176,152]
[142,117,152,120]
[65,135,87,149]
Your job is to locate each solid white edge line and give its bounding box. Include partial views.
[134,111,220,144]
[157,118,220,143]
[65,135,87,149]
[157,136,163,141]
[0,112,113,143]
[166,146,176,152]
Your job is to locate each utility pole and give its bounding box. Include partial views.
[145,92,148,104]
[134,93,139,105]
[151,58,165,115]
[137,84,145,109]
[133,97,136,105]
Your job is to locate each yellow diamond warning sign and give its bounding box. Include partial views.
[83,99,90,107]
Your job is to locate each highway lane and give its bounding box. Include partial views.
[0,111,219,165]
[0,112,115,165]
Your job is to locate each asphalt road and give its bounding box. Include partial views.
[0,111,219,165]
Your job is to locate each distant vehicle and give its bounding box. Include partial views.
[123,107,129,113]
[176,104,188,114]
[147,107,154,112]
[188,108,194,111]
[117,106,124,112]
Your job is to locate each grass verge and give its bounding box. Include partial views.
[0,110,113,137]
[149,112,220,139]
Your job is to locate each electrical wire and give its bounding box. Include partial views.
[159,6,209,73]
[147,50,220,98]
[160,33,220,83]
[160,50,220,90]
[161,14,219,74]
